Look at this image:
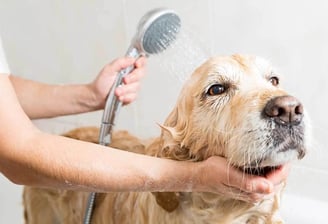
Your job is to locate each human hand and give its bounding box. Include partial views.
[194,156,290,203]
[90,56,146,109]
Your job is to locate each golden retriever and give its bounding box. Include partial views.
[23,55,310,224]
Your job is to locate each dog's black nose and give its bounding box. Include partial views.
[263,96,303,125]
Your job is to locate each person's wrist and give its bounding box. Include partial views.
[187,160,207,192]
[80,83,104,111]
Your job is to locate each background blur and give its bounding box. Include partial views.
[1,0,327,223]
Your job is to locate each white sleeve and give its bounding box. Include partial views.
[0,36,10,74]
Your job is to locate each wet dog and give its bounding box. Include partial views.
[23,55,310,223]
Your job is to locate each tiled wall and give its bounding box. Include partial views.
[1,0,328,222]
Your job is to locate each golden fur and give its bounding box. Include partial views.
[23,55,309,224]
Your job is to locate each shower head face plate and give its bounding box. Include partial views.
[135,8,181,55]
[142,12,181,54]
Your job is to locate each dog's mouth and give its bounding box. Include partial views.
[240,165,283,177]
[235,126,306,178]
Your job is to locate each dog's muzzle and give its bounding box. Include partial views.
[262,95,306,158]
[240,95,307,176]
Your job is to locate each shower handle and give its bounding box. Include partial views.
[98,47,141,145]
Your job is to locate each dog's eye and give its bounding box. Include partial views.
[207,84,226,96]
[269,76,279,86]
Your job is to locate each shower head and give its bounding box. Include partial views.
[99,8,181,145]
[128,8,181,56]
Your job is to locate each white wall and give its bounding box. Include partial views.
[1,0,328,223]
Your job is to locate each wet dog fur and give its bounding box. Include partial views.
[23,55,310,224]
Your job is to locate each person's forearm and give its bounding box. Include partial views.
[0,127,196,192]
[2,75,190,192]
[9,75,100,119]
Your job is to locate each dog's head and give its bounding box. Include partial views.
[159,54,310,176]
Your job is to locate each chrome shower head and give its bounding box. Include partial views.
[128,8,181,56]
[99,8,181,146]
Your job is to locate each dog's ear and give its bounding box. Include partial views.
[165,75,197,127]
[162,84,195,143]
[157,124,178,147]
[164,100,192,131]
[152,192,180,212]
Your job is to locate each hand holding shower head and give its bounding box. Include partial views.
[83,8,181,224]
[99,8,181,145]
